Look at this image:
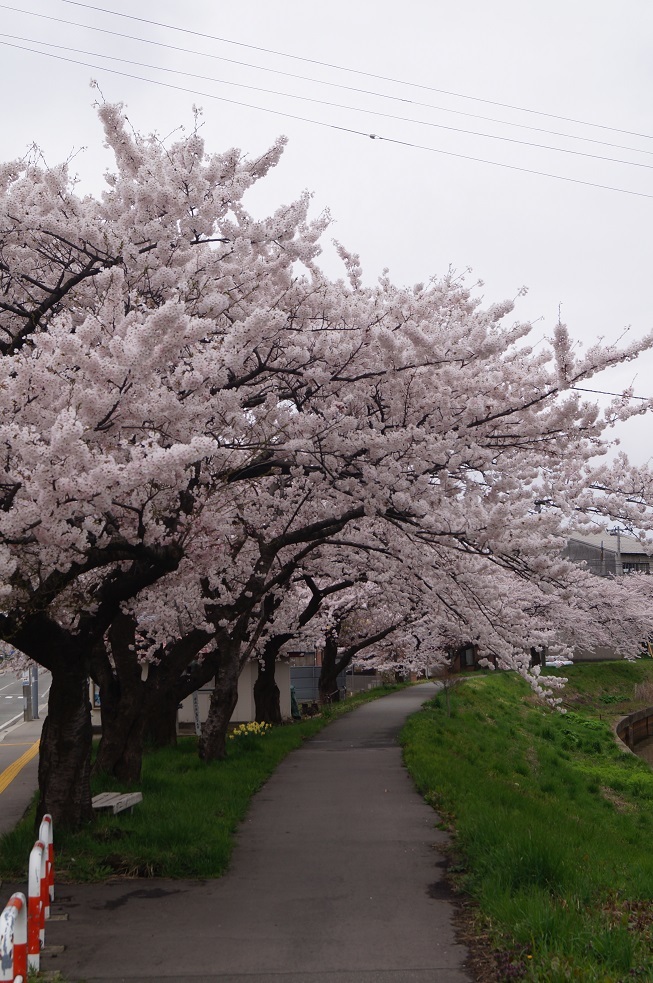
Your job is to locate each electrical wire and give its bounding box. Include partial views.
[572,387,650,401]
[59,0,653,142]
[0,41,653,199]
[3,39,652,201]
[1,4,652,160]
[4,32,652,173]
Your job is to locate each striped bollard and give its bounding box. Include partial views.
[38,815,54,917]
[27,841,46,970]
[0,892,28,983]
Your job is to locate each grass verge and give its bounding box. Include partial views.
[0,683,406,883]
[401,662,653,983]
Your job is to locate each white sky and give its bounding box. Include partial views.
[1,0,652,462]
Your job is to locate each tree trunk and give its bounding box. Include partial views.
[143,685,180,748]
[253,665,281,724]
[318,633,343,704]
[92,615,147,785]
[318,672,341,704]
[318,620,398,705]
[143,645,221,748]
[93,621,213,774]
[92,643,121,749]
[254,637,286,725]
[37,664,93,831]
[198,645,241,761]
[9,613,94,832]
[93,686,147,785]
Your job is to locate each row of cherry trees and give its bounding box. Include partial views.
[2,102,653,829]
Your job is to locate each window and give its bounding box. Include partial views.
[622,561,649,574]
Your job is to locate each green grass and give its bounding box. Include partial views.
[0,683,406,883]
[27,974,77,983]
[401,662,653,982]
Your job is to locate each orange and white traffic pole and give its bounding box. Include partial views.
[27,840,46,970]
[38,815,54,917]
[0,892,28,983]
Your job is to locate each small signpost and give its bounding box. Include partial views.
[192,691,202,736]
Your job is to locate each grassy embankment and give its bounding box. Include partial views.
[401,661,653,982]
[0,683,404,882]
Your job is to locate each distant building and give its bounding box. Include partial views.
[446,643,498,673]
[563,529,652,662]
[564,530,652,578]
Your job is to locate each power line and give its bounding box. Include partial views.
[4,32,652,174]
[2,4,652,160]
[374,131,653,199]
[572,387,650,402]
[3,39,653,202]
[59,0,653,143]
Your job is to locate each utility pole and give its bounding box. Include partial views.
[22,664,39,720]
[609,526,623,576]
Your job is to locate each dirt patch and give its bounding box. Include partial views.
[452,897,530,982]
[437,850,527,982]
[600,785,635,813]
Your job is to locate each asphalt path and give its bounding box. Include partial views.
[27,683,473,982]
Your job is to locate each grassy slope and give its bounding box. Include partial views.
[401,662,653,983]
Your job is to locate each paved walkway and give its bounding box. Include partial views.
[5,684,473,982]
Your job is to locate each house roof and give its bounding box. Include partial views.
[567,530,652,557]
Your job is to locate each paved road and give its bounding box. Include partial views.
[27,684,472,982]
[0,670,49,834]
[0,668,50,732]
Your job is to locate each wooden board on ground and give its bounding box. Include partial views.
[91,792,143,815]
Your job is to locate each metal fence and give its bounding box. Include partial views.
[289,667,381,704]
[290,666,342,703]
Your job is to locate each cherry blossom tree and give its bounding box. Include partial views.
[3,98,653,827]
[0,100,334,825]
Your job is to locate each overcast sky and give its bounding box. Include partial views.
[1,0,652,461]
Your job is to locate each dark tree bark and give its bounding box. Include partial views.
[254,633,291,724]
[253,660,281,724]
[143,643,219,748]
[37,661,94,831]
[318,631,343,704]
[252,577,356,723]
[93,614,147,785]
[91,637,121,743]
[318,620,401,704]
[143,685,180,749]
[93,624,214,778]
[198,641,242,761]
[8,613,94,832]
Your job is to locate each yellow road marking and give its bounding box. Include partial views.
[0,743,34,747]
[0,740,40,793]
